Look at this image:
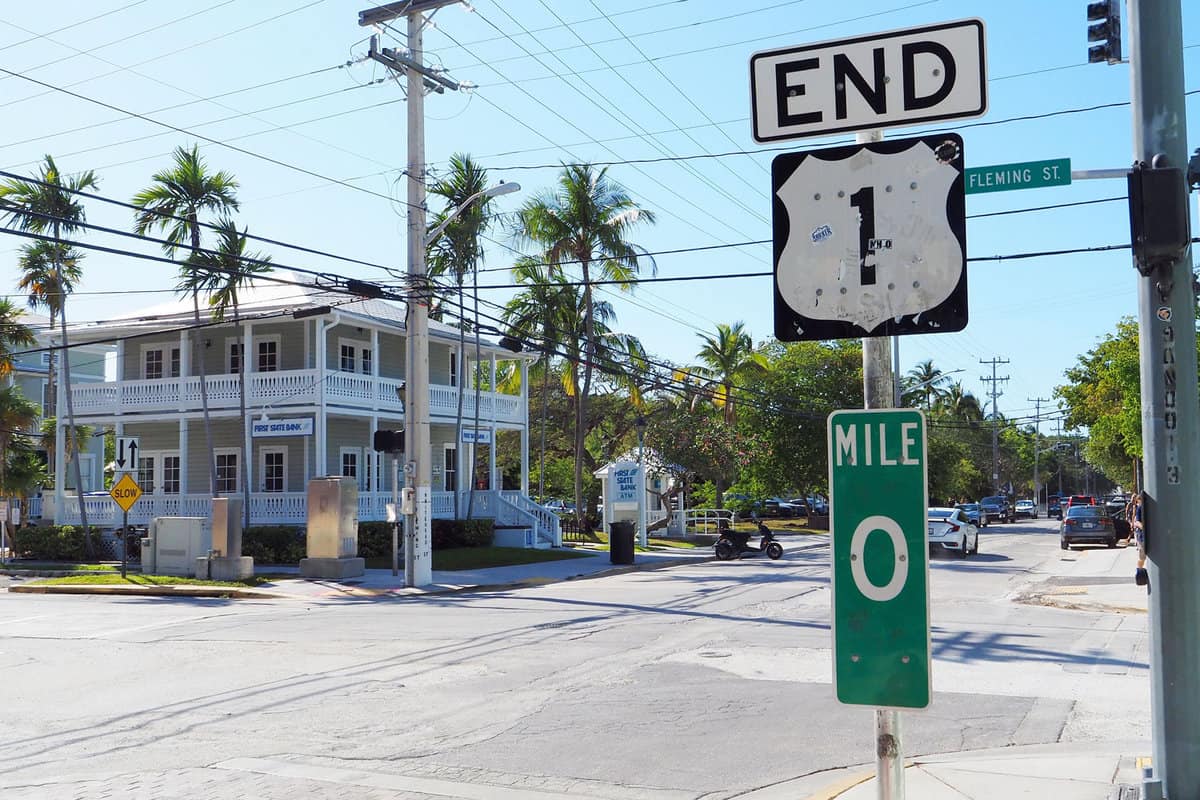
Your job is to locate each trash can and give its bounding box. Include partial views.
[609,520,635,565]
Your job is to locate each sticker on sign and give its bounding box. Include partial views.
[750,18,987,142]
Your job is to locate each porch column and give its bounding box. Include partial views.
[177,328,189,411]
[315,318,327,476]
[520,360,529,496]
[489,353,497,489]
[242,320,254,515]
[370,328,379,412]
[179,418,189,493]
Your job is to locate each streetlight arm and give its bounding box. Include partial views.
[423,182,519,248]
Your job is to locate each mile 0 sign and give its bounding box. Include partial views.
[772,133,967,342]
[828,408,931,709]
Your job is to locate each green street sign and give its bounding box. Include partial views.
[828,408,930,709]
[964,158,1071,194]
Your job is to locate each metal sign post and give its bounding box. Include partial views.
[110,473,143,580]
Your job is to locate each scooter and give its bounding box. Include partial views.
[715,521,784,560]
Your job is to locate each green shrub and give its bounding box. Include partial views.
[11,525,102,561]
[431,518,493,549]
[242,525,304,565]
[357,521,392,559]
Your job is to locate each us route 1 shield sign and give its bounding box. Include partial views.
[772,133,967,341]
[828,408,930,709]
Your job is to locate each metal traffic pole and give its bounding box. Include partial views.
[391,453,400,577]
[1128,1,1200,796]
[121,508,128,580]
[856,127,905,800]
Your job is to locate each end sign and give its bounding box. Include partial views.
[828,409,930,709]
[750,18,987,142]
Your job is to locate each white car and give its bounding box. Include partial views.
[1014,499,1037,519]
[928,507,979,558]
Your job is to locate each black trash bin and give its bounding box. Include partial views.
[609,520,635,565]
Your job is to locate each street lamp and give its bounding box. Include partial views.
[635,415,647,549]
[424,182,520,247]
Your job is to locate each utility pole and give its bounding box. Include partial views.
[358,0,463,587]
[1028,396,1049,508]
[979,358,1010,494]
[1129,2,1200,797]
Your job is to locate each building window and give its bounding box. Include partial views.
[40,381,50,417]
[340,448,358,482]
[144,349,164,380]
[339,343,356,372]
[257,339,278,372]
[261,448,286,493]
[141,346,180,380]
[215,451,239,494]
[444,445,457,493]
[137,456,156,494]
[162,455,181,494]
[449,351,458,387]
[228,342,242,374]
[361,348,373,375]
[40,352,50,366]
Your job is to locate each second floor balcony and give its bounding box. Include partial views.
[68,368,525,424]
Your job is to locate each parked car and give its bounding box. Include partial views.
[1047,495,1062,520]
[928,507,979,558]
[1060,504,1118,549]
[1065,494,1096,510]
[789,495,828,515]
[1014,499,1037,519]
[980,495,1013,524]
[764,497,801,518]
[1104,495,1129,517]
[955,502,986,527]
[540,499,575,514]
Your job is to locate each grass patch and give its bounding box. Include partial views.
[364,546,595,572]
[27,574,272,588]
[649,537,699,549]
[1,562,121,572]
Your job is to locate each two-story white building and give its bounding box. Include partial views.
[52,275,559,546]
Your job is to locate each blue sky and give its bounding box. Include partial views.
[0,0,1196,428]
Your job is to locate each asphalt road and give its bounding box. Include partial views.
[0,517,1148,799]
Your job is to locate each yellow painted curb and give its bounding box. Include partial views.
[803,769,874,800]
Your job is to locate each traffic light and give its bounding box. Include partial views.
[1087,1,1121,64]
[373,429,405,453]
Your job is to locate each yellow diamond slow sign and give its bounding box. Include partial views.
[110,473,143,512]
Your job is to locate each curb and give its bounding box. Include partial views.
[5,538,828,601]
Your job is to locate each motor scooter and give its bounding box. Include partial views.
[715,520,783,560]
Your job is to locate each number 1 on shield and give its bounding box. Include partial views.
[850,186,876,286]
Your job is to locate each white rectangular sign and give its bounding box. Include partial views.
[114,436,140,472]
[750,18,987,142]
[461,428,493,445]
[611,462,641,504]
[251,418,314,438]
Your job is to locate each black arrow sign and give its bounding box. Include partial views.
[127,441,138,466]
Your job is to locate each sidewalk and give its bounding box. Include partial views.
[741,742,1147,799]
[7,537,829,600]
[1014,542,1149,615]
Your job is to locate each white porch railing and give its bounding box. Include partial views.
[69,369,523,424]
[500,491,561,546]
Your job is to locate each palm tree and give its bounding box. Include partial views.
[692,322,766,509]
[426,154,497,519]
[501,258,579,501]
[693,322,767,426]
[6,445,48,529]
[940,381,984,422]
[0,299,37,378]
[0,155,97,538]
[514,164,655,529]
[16,240,83,465]
[39,417,95,469]
[0,386,41,549]
[132,144,239,496]
[180,217,272,529]
[905,359,950,409]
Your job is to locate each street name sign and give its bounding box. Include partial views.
[773,133,967,341]
[964,158,1071,194]
[114,436,140,473]
[750,19,987,142]
[110,473,143,513]
[828,408,930,709]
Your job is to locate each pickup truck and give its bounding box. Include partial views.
[980,495,1013,524]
